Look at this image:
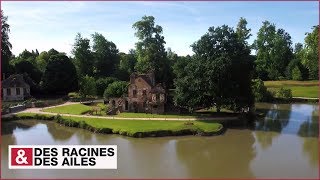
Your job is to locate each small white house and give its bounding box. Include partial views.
[2,74,31,101]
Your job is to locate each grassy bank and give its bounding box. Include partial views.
[43,104,92,115]
[4,113,224,138]
[264,80,318,98]
[42,103,233,118]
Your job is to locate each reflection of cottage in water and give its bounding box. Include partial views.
[108,71,166,114]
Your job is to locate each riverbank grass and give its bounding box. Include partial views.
[9,113,224,137]
[264,80,318,98]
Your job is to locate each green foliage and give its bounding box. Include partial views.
[95,77,118,97]
[252,79,271,102]
[275,87,292,99]
[72,33,94,77]
[103,81,128,98]
[174,25,254,112]
[302,26,318,79]
[1,10,12,79]
[79,75,96,98]
[14,60,42,83]
[91,32,119,77]
[291,66,302,81]
[41,53,79,94]
[133,16,171,85]
[254,21,293,80]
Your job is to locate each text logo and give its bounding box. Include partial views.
[11,148,33,166]
[9,145,117,169]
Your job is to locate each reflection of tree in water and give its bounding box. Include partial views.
[301,138,318,167]
[175,131,256,178]
[46,122,76,141]
[255,104,292,132]
[254,104,292,150]
[298,109,319,167]
[298,109,318,138]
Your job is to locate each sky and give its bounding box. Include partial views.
[1,1,318,57]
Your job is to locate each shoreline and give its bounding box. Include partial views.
[2,113,226,138]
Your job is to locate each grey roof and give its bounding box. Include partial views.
[2,74,30,88]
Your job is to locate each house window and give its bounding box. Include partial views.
[133,90,137,98]
[143,90,146,96]
[156,94,160,101]
[7,88,11,96]
[16,88,20,95]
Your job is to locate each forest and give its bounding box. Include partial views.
[1,10,318,112]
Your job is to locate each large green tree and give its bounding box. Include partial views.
[174,25,254,112]
[133,16,170,85]
[91,32,119,77]
[41,53,78,94]
[1,10,13,79]
[254,21,293,80]
[14,60,42,84]
[302,25,319,79]
[72,33,94,77]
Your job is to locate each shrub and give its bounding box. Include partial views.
[103,81,128,99]
[251,79,274,102]
[275,87,292,99]
[95,77,118,97]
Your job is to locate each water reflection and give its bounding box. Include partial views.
[175,130,256,178]
[255,103,318,137]
[1,103,319,178]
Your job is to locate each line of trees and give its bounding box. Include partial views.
[1,10,318,111]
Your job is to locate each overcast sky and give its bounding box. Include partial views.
[2,1,318,56]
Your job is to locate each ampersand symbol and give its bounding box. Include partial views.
[15,149,28,164]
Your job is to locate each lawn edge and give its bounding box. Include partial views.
[2,113,225,138]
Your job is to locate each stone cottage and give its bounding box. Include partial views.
[108,71,166,114]
[2,74,31,101]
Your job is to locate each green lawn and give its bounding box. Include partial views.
[115,112,208,118]
[13,113,223,137]
[42,104,92,115]
[264,80,319,98]
[42,103,237,118]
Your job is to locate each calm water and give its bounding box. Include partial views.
[1,103,319,178]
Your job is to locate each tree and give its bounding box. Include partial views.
[133,16,170,86]
[91,32,119,77]
[41,53,78,94]
[95,77,118,97]
[79,75,96,97]
[1,10,12,79]
[103,81,128,99]
[35,51,50,72]
[302,25,319,79]
[15,60,42,84]
[72,33,94,77]
[174,25,254,112]
[236,17,251,43]
[254,21,293,80]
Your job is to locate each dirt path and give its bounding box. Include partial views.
[3,101,239,121]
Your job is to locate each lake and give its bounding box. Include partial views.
[1,103,319,178]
